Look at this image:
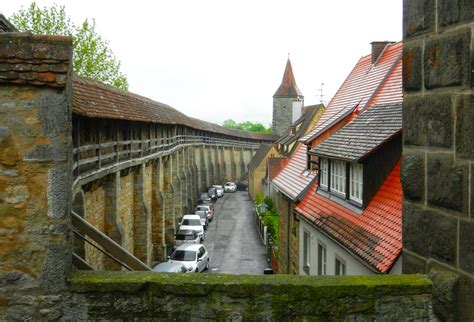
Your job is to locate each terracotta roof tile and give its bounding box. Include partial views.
[294,161,402,273]
[72,77,279,141]
[271,143,316,200]
[302,42,402,143]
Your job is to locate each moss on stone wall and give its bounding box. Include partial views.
[69,272,433,320]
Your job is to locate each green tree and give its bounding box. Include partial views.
[222,119,272,134]
[10,2,128,90]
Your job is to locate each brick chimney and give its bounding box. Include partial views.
[371,41,394,64]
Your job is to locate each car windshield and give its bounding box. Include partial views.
[182,219,201,226]
[170,250,196,261]
[197,207,208,211]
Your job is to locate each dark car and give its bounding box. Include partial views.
[236,180,248,191]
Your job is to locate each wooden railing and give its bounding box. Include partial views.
[73,134,260,179]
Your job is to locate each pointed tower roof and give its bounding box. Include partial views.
[273,58,303,97]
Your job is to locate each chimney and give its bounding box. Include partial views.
[371,41,394,64]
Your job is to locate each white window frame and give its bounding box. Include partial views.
[349,163,363,203]
[335,256,347,275]
[303,231,311,274]
[320,158,328,189]
[330,160,346,195]
[317,242,327,275]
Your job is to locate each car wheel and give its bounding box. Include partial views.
[205,260,210,271]
[195,267,199,273]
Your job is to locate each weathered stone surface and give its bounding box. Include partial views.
[403,203,457,265]
[47,164,70,219]
[424,29,471,89]
[401,152,424,200]
[427,154,468,213]
[65,272,433,321]
[403,0,435,38]
[459,220,474,275]
[438,0,474,28]
[402,250,427,274]
[455,94,474,159]
[403,94,453,148]
[403,43,422,91]
[429,270,461,322]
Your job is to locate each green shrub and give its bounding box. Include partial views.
[255,193,264,205]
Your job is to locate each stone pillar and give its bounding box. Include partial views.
[151,158,166,262]
[220,147,226,182]
[239,148,245,180]
[132,164,150,264]
[103,173,122,270]
[162,155,175,257]
[231,147,237,181]
[402,2,473,320]
[213,146,220,183]
[0,33,73,319]
[207,146,214,185]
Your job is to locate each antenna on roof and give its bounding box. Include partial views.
[317,82,325,104]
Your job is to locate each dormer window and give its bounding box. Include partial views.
[350,163,363,203]
[330,160,346,195]
[318,158,364,208]
[320,158,328,188]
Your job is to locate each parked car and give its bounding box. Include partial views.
[152,261,188,273]
[236,179,248,191]
[174,229,201,248]
[224,182,237,193]
[198,195,213,205]
[196,204,214,222]
[208,187,218,201]
[212,185,224,197]
[179,214,204,241]
[195,210,209,230]
[168,244,210,273]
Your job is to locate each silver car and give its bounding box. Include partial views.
[152,262,188,273]
[224,182,237,193]
[196,205,214,222]
[195,210,209,230]
[168,244,210,273]
[174,229,201,248]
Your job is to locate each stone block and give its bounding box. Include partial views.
[455,94,474,159]
[429,211,457,265]
[438,0,474,28]
[429,270,461,322]
[459,219,474,275]
[403,0,435,38]
[424,29,471,89]
[401,152,424,201]
[403,43,422,91]
[403,203,431,257]
[403,203,457,265]
[427,154,468,213]
[402,250,427,274]
[403,94,453,148]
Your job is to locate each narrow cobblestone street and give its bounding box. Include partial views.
[203,191,268,274]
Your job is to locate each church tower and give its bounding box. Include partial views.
[272,58,304,136]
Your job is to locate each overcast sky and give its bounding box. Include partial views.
[3,1,402,126]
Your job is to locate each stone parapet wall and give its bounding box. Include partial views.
[402,0,474,320]
[65,272,433,321]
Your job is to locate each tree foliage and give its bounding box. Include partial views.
[10,2,128,90]
[222,119,272,134]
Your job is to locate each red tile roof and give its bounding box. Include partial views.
[72,77,278,141]
[302,42,402,143]
[294,161,402,273]
[272,42,402,200]
[267,157,288,180]
[271,143,316,200]
[273,58,303,97]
